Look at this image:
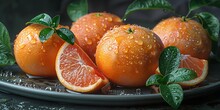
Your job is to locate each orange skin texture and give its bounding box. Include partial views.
[71,12,124,62]
[153,17,212,59]
[96,25,164,87]
[14,24,64,77]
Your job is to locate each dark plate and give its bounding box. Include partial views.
[0,60,219,106]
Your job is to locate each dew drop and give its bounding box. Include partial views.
[119,90,125,95]
[108,47,112,51]
[27,48,31,53]
[136,88,141,95]
[196,40,202,45]
[105,17,113,22]
[123,48,128,53]
[45,86,52,91]
[19,44,25,49]
[129,36,134,39]
[175,96,180,100]
[135,40,143,45]
[30,39,36,44]
[147,45,152,49]
[27,34,32,41]
[138,61,143,65]
[129,61,133,65]
[85,37,92,45]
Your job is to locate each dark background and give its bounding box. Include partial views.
[0,0,220,41]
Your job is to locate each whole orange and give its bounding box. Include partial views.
[95,24,164,87]
[153,17,212,59]
[14,24,64,77]
[71,12,124,62]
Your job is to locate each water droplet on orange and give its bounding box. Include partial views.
[129,36,134,39]
[19,44,25,49]
[85,37,93,45]
[138,61,143,65]
[135,40,143,45]
[123,48,128,53]
[105,17,113,22]
[30,39,36,44]
[147,45,152,49]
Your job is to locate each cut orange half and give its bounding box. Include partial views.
[178,55,208,87]
[155,55,208,87]
[56,43,109,93]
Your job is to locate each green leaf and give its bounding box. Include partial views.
[167,68,197,83]
[0,22,15,66]
[67,0,88,22]
[196,12,219,42]
[123,0,174,20]
[56,28,75,44]
[189,0,220,12]
[39,28,54,43]
[0,53,15,66]
[159,46,181,76]
[26,13,52,27]
[146,74,163,86]
[51,15,60,28]
[160,84,183,109]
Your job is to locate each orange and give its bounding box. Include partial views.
[155,55,208,87]
[71,12,124,62]
[179,55,208,87]
[153,17,212,59]
[14,24,65,77]
[56,43,109,93]
[96,24,164,87]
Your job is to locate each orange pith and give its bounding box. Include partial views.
[56,43,108,93]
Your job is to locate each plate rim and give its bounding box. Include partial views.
[0,78,220,106]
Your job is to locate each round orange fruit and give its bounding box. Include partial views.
[56,43,109,93]
[96,24,164,87]
[153,17,212,59]
[14,24,65,77]
[71,12,124,62]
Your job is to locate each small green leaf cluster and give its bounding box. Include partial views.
[146,46,197,109]
[27,13,75,44]
[0,22,15,66]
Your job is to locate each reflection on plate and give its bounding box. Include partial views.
[0,60,220,106]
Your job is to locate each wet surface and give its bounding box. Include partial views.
[0,60,219,108]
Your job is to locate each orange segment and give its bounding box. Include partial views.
[179,55,208,87]
[56,43,109,93]
[155,55,208,87]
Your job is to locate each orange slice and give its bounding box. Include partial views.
[178,55,208,87]
[155,55,208,87]
[56,43,109,93]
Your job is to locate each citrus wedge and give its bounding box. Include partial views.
[155,55,208,87]
[178,55,208,87]
[56,43,109,93]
